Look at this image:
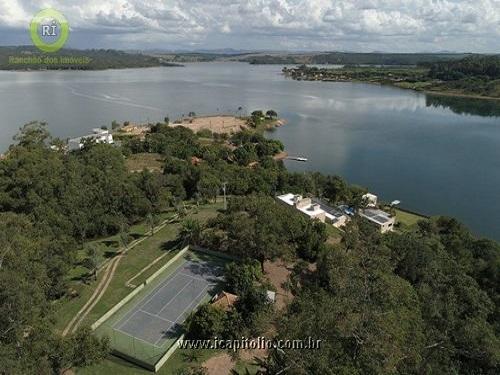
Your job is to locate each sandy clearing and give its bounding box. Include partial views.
[202,353,235,375]
[264,260,293,311]
[171,116,248,134]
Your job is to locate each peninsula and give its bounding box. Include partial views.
[283,55,500,100]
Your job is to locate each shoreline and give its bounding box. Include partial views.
[0,64,183,72]
[420,89,500,101]
[296,77,500,102]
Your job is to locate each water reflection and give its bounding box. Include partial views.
[426,94,500,117]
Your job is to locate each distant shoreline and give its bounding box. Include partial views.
[0,47,184,71]
[354,80,500,101]
[0,63,184,72]
[288,77,500,102]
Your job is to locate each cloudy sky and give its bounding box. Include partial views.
[0,0,499,52]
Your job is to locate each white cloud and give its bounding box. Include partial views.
[0,0,498,51]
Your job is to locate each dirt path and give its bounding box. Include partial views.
[62,215,179,336]
[62,261,112,336]
[68,254,123,334]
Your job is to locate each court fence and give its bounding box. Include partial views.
[91,246,189,331]
[98,322,165,370]
[91,245,231,372]
[91,246,190,372]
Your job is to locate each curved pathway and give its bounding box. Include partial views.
[62,214,179,336]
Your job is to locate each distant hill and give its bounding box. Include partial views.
[425,55,500,80]
[283,55,500,99]
[154,51,472,66]
[236,52,471,65]
[0,46,182,70]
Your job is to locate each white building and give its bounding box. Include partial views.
[359,208,395,233]
[68,128,114,150]
[277,193,348,228]
[362,193,378,207]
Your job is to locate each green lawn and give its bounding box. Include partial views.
[78,348,221,375]
[395,208,427,228]
[325,224,343,243]
[53,202,223,334]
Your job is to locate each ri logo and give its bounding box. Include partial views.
[42,21,59,37]
[30,9,69,53]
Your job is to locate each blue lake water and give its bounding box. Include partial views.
[0,63,499,239]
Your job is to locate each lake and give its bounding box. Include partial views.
[1,63,499,240]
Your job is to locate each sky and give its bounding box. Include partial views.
[0,0,499,53]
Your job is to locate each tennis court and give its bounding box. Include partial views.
[93,250,230,370]
[113,256,223,347]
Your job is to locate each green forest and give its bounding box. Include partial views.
[0,120,499,374]
[0,47,181,70]
[185,199,500,374]
[242,52,468,66]
[284,55,500,99]
[126,51,470,66]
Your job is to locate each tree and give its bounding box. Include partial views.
[85,244,99,281]
[147,212,159,236]
[234,286,270,333]
[119,223,130,249]
[265,109,278,119]
[13,121,51,148]
[280,244,425,374]
[179,218,202,246]
[324,175,349,204]
[250,110,264,126]
[224,260,262,295]
[197,173,220,203]
[251,110,264,118]
[51,327,109,373]
[386,227,500,373]
[185,304,225,339]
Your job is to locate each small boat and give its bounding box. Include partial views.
[287,156,308,162]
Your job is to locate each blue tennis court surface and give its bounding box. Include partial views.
[113,258,223,347]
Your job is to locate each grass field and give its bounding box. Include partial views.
[78,348,221,375]
[325,224,343,243]
[126,153,165,173]
[54,203,223,334]
[395,208,427,228]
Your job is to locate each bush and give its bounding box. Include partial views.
[197,128,213,138]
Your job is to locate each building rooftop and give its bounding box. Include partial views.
[277,193,348,225]
[311,198,345,220]
[277,193,297,206]
[211,291,238,311]
[360,208,393,225]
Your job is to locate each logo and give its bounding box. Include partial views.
[30,9,69,53]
